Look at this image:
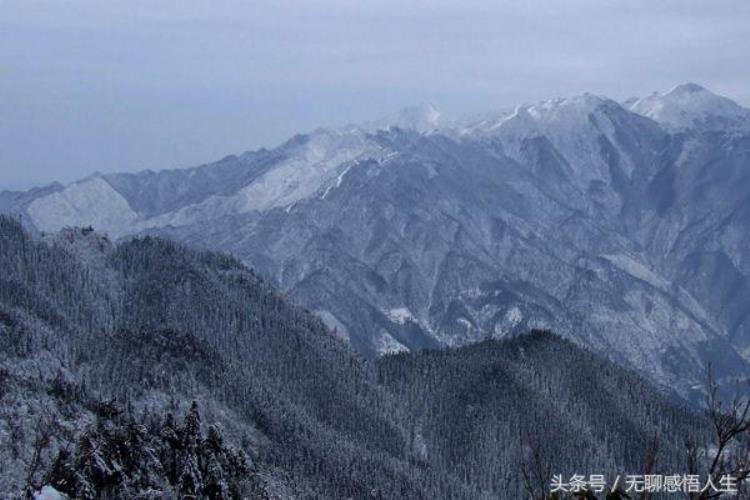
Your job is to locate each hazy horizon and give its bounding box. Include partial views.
[2,0,749,190]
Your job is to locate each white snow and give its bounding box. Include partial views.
[315,309,350,344]
[505,306,523,326]
[456,317,474,330]
[34,486,67,500]
[136,128,386,229]
[464,93,636,182]
[239,128,381,212]
[491,306,524,338]
[26,177,138,239]
[628,83,750,130]
[21,125,390,237]
[387,307,416,325]
[320,162,355,200]
[376,331,409,355]
[468,94,606,137]
[601,253,670,292]
[527,94,606,125]
[525,95,632,177]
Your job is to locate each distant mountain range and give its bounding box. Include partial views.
[3,83,750,399]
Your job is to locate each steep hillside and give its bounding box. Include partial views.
[377,331,702,496]
[0,218,708,499]
[0,217,461,498]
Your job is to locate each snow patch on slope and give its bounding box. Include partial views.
[239,128,383,212]
[601,253,670,292]
[492,306,525,338]
[26,177,138,239]
[315,309,350,344]
[456,317,474,330]
[320,162,355,200]
[505,306,523,326]
[136,128,387,229]
[376,331,409,355]
[387,307,416,325]
[34,486,67,500]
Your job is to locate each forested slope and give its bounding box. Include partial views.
[377,331,704,496]
[0,217,706,499]
[0,217,458,498]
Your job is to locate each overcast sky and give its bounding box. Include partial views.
[1,0,749,190]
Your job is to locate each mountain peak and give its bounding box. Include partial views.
[628,83,749,131]
[668,82,708,95]
[398,103,442,130]
[462,92,617,137]
[366,103,443,133]
[526,93,614,122]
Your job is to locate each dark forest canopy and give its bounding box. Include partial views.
[0,217,712,499]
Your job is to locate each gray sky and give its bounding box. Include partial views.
[1,0,749,190]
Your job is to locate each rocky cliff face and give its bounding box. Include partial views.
[3,83,750,398]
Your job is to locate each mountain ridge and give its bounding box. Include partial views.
[3,83,750,400]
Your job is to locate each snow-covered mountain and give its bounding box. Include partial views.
[627,82,750,131]
[3,83,750,399]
